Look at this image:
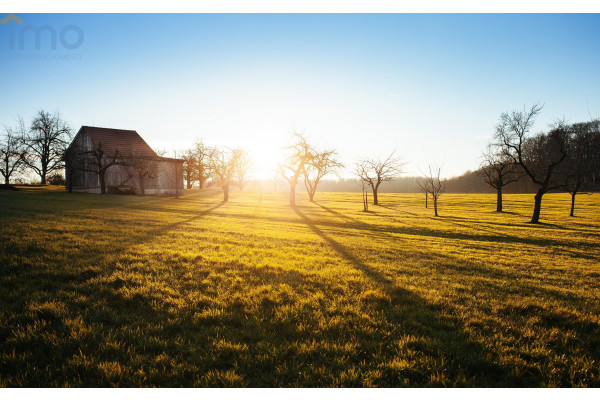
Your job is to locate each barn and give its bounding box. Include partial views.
[65,126,184,196]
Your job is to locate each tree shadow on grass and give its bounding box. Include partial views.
[0,200,234,386]
[291,206,517,386]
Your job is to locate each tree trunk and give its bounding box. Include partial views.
[186,179,191,189]
[99,172,106,194]
[41,164,47,184]
[570,192,576,217]
[530,190,544,224]
[433,196,438,217]
[199,180,203,189]
[425,192,428,208]
[308,190,314,202]
[373,189,379,205]
[496,185,503,212]
[223,185,229,202]
[289,183,296,206]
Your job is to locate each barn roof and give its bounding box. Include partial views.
[77,126,158,158]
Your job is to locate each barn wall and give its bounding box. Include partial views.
[145,160,184,196]
[67,132,100,191]
[66,129,184,196]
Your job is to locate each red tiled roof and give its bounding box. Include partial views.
[78,126,158,158]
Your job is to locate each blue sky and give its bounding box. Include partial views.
[1,13,599,178]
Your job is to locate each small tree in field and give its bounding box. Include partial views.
[359,177,369,212]
[355,151,404,205]
[478,145,522,212]
[303,148,343,202]
[0,126,26,185]
[419,164,445,217]
[278,132,313,206]
[209,147,239,202]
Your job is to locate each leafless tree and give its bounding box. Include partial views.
[478,145,522,212]
[355,151,405,205]
[233,148,251,191]
[78,142,123,194]
[419,164,446,217]
[558,120,600,216]
[278,132,313,206]
[124,149,158,196]
[303,148,343,202]
[358,176,370,212]
[182,149,198,189]
[20,110,72,184]
[194,140,211,189]
[494,104,568,223]
[0,126,26,185]
[209,147,239,202]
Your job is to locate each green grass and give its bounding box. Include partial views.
[1,188,599,387]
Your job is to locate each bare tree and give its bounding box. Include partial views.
[358,175,369,212]
[278,132,313,206]
[355,151,404,205]
[233,148,251,191]
[419,164,446,217]
[194,140,211,189]
[478,145,522,212]
[21,110,72,184]
[558,120,600,216]
[303,148,343,202]
[78,142,122,194]
[125,149,158,196]
[182,149,198,189]
[494,104,568,223]
[0,126,26,185]
[209,147,239,202]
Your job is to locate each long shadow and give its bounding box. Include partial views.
[291,206,515,386]
[208,209,600,255]
[376,204,418,216]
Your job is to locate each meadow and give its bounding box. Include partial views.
[0,187,599,387]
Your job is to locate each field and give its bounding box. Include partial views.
[1,188,599,387]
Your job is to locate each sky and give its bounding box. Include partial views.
[1,13,599,179]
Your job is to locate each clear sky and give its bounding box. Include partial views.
[1,13,599,179]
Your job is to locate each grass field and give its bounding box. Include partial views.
[1,188,599,387]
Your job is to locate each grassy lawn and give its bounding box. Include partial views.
[1,188,599,387]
